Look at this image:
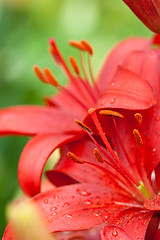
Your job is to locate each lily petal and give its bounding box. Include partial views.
[18,133,77,197]
[97,66,156,110]
[144,195,160,210]
[122,0,160,34]
[109,208,153,240]
[0,106,80,136]
[97,37,150,91]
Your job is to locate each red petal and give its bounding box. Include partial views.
[109,208,153,240]
[100,225,130,240]
[97,37,150,91]
[0,106,80,135]
[18,133,77,197]
[2,183,140,239]
[53,137,127,194]
[144,195,160,210]
[97,66,156,110]
[123,0,160,34]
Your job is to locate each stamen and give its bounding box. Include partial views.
[69,56,80,76]
[133,129,143,147]
[67,152,84,164]
[69,40,85,51]
[94,148,104,163]
[134,113,143,125]
[49,38,73,79]
[75,120,93,134]
[43,68,58,87]
[88,108,141,187]
[100,110,124,118]
[34,66,48,84]
[81,40,93,55]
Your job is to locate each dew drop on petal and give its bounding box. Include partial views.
[155,116,160,122]
[50,206,57,212]
[153,148,156,153]
[43,199,48,204]
[83,200,92,205]
[63,213,72,219]
[112,228,118,237]
[110,98,116,104]
[63,202,70,207]
[48,219,53,223]
[51,211,57,216]
[76,188,91,196]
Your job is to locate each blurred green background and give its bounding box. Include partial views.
[0,0,152,237]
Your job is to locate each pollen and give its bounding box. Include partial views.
[67,152,84,164]
[94,148,104,163]
[75,120,93,134]
[133,129,143,147]
[134,113,143,125]
[69,40,85,51]
[100,110,124,118]
[69,56,80,75]
[34,66,48,84]
[43,68,58,87]
[81,40,93,55]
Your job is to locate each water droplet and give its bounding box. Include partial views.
[76,188,91,196]
[111,82,115,87]
[63,213,72,219]
[54,195,59,200]
[48,219,53,223]
[110,98,115,104]
[50,206,57,212]
[51,211,57,216]
[104,215,108,220]
[63,202,70,207]
[43,199,48,204]
[155,116,160,122]
[112,228,118,237]
[153,148,156,153]
[83,200,92,205]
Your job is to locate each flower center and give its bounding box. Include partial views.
[68,108,157,203]
[34,39,101,113]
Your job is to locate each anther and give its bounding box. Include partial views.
[43,68,58,87]
[69,56,80,75]
[94,148,104,163]
[81,40,93,55]
[34,66,48,84]
[75,120,93,134]
[67,152,84,164]
[133,129,143,147]
[69,40,85,51]
[100,110,124,118]
[134,113,143,125]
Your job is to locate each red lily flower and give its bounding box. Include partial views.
[0,37,155,198]
[122,0,160,34]
[2,35,160,240]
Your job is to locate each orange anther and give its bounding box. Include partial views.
[69,40,85,51]
[75,120,93,134]
[81,40,93,55]
[34,66,48,84]
[69,56,80,75]
[100,110,124,118]
[67,152,84,164]
[134,113,143,125]
[44,68,58,87]
[133,129,143,147]
[94,148,104,163]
